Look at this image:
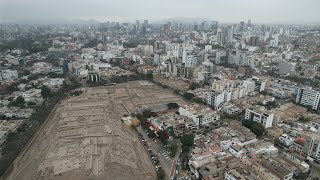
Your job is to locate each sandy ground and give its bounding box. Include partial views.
[153,77,190,92]
[6,81,186,180]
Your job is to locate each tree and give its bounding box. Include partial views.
[157,169,165,180]
[189,83,201,90]
[19,70,30,76]
[147,130,156,138]
[296,66,302,71]
[274,138,280,146]
[6,83,19,92]
[173,89,181,94]
[142,109,157,118]
[192,97,204,104]
[169,144,178,158]
[180,134,194,147]
[27,102,36,106]
[8,96,25,108]
[41,85,51,99]
[298,116,311,123]
[183,92,194,100]
[147,73,153,80]
[264,101,277,110]
[158,130,168,145]
[242,120,265,136]
[167,103,179,110]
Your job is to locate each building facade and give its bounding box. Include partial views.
[245,107,274,128]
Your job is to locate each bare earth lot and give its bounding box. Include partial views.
[7,81,186,180]
[153,76,190,92]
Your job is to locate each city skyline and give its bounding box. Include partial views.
[0,0,320,24]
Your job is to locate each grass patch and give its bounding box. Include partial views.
[169,144,178,158]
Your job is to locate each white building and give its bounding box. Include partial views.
[225,169,246,180]
[222,103,241,115]
[295,87,320,110]
[279,134,294,147]
[215,51,221,64]
[248,141,278,156]
[207,91,224,109]
[179,104,220,127]
[22,89,44,105]
[4,109,34,119]
[185,55,197,68]
[229,145,245,158]
[242,80,255,93]
[76,69,89,78]
[245,107,274,128]
[153,53,160,65]
[39,78,64,91]
[0,70,18,82]
[291,133,320,163]
[51,67,64,75]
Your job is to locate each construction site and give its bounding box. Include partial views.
[6,81,186,180]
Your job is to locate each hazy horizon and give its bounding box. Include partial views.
[1,0,320,24]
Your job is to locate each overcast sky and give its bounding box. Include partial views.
[0,0,320,24]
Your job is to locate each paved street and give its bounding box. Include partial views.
[136,126,173,176]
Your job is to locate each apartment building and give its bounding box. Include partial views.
[295,87,320,110]
[179,104,220,127]
[0,70,18,82]
[245,106,274,128]
[261,158,294,180]
[291,133,320,163]
[225,169,247,180]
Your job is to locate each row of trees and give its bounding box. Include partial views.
[179,134,195,171]
[109,73,148,84]
[135,109,170,145]
[136,110,158,139]
[242,120,265,136]
[8,96,25,108]
[257,101,278,110]
[167,103,179,110]
[182,92,206,105]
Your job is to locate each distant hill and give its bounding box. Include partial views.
[1,18,102,25]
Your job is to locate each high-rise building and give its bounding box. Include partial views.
[295,88,320,110]
[153,53,160,65]
[102,34,108,46]
[143,20,148,27]
[248,36,259,46]
[240,21,245,31]
[226,26,233,44]
[207,91,224,108]
[217,30,225,46]
[142,26,147,35]
[211,21,218,35]
[215,52,221,64]
[247,19,252,27]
